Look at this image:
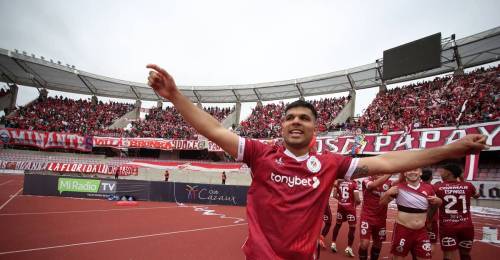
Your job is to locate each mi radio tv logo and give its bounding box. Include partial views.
[58,178,117,194]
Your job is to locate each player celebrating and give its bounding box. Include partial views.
[147,64,487,259]
[330,179,360,256]
[434,163,479,260]
[358,174,395,260]
[317,203,333,258]
[421,168,439,253]
[380,169,442,260]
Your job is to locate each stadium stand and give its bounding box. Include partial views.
[355,65,499,132]
[239,96,349,138]
[123,106,233,139]
[4,96,134,135]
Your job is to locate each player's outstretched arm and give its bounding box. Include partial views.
[147,64,239,158]
[350,134,488,179]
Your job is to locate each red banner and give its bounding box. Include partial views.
[0,160,47,171]
[92,137,223,151]
[46,162,109,174]
[3,121,498,154]
[45,162,138,176]
[0,128,92,152]
[314,121,499,154]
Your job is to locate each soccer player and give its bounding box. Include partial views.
[317,203,333,257]
[421,168,439,253]
[147,64,487,259]
[380,169,442,260]
[358,174,394,260]
[330,179,360,256]
[434,163,479,260]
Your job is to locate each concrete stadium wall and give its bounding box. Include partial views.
[122,167,252,186]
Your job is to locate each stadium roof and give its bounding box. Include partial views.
[1,26,499,103]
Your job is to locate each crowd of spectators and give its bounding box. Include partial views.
[120,106,233,139]
[3,65,497,139]
[355,65,499,132]
[238,96,349,138]
[4,96,134,135]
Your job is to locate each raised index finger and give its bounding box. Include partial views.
[146,64,170,78]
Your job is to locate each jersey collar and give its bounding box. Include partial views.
[284,149,310,162]
[407,181,421,190]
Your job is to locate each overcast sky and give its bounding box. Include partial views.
[1,0,499,120]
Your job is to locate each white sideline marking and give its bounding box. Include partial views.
[0,223,247,255]
[0,205,186,216]
[0,180,13,186]
[0,188,22,211]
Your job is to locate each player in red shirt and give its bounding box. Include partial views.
[421,168,439,253]
[317,204,333,257]
[380,169,442,259]
[147,64,487,259]
[434,163,479,260]
[330,179,360,256]
[358,174,394,260]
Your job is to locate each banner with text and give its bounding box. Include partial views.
[92,137,223,152]
[0,128,92,152]
[45,163,138,176]
[2,121,498,154]
[314,121,499,154]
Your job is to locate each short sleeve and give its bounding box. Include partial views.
[340,157,360,181]
[427,184,436,196]
[237,137,267,169]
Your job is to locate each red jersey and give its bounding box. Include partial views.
[335,180,358,210]
[395,182,435,213]
[361,177,393,226]
[238,138,358,259]
[433,181,476,229]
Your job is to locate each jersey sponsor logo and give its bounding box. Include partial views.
[270,172,320,189]
[306,156,321,173]
[347,214,356,221]
[441,237,456,247]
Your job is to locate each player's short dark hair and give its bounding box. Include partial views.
[284,100,318,120]
[439,163,462,178]
[421,168,433,182]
